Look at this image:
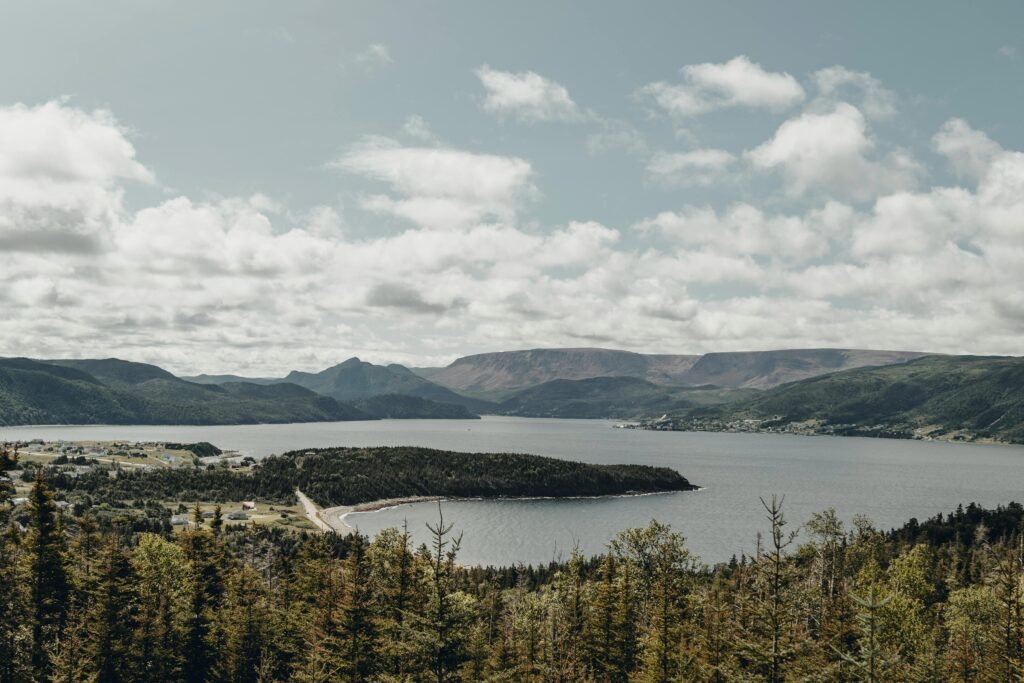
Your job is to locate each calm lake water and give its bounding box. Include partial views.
[4,417,1024,566]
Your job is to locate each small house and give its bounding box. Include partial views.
[170,514,190,526]
[241,501,256,510]
[227,511,249,521]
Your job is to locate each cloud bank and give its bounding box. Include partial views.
[3,60,1022,374]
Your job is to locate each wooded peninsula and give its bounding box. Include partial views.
[3,439,1023,682]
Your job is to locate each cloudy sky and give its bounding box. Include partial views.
[2,1,1023,374]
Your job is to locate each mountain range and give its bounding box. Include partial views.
[185,357,490,412]
[415,347,927,395]
[4,347,1021,442]
[0,358,475,426]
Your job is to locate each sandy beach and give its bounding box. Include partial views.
[297,491,447,535]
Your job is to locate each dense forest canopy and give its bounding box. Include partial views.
[5,468,1024,682]
[52,446,695,508]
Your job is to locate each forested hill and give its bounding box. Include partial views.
[0,358,477,425]
[653,354,1024,443]
[56,446,696,507]
[185,357,492,412]
[348,393,479,419]
[274,447,695,506]
[494,376,756,419]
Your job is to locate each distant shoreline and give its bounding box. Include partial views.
[632,422,1018,447]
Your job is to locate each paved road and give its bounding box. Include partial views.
[295,488,352,534]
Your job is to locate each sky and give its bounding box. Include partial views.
[1,1,1022,375]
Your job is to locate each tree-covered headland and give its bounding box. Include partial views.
[4,447,1024,681]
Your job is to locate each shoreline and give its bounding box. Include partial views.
[310,489,694,536]
[633,423,1017,447]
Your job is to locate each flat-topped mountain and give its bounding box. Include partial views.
[680,348,927,390]
[415,348,700,395]
[418,347,927,394]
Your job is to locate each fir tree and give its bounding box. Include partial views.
[86,536,135,683]
[180,528,227,683]
[27,471,69,680]
[211,504,224,537]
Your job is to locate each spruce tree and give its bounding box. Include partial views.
[0,521,31,682]
[412,504,473,683]
[27,471,69,680]
[588,554,624,682]
[339,533,376,682]
[180,528,227,683]
[86,536,135,683]
[132,533,193,681]
[211,504,224,537]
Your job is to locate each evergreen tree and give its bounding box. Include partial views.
[48,603,93,683]
[211,504,224,537]
[552,547,587,679]
[291,536,346,683]
[588,554,625,682]
[132,533,193,681]
[411,505,474,683]
[180,528,227,683]
[217,563,273,683]
[0,445,18,471]
[368,524,419,679]
[0,523,31,682]
[27,471,69,680]
[86,536,135,683]
[987,545,1024,682]
[838,582,897,682]
[339,533,376,682]
[741,495,799,683]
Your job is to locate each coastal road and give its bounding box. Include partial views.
[295,488,353,535]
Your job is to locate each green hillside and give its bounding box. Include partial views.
[496,376,758,419]
[656,355,1024,443]
[46,358,179,385]
[349,393,480,419]
[0,358,370,425]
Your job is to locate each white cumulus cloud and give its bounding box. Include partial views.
[747,103,920,202]
[475,65,586,123]
[932,118,1004,181]
[639,55,805,117]
[330,136,537,227]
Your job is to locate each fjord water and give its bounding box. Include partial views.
[5,417,1024,566]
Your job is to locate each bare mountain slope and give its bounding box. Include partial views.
[681,349,928,389]
[421,348,700,394]
[421,347,928,393]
